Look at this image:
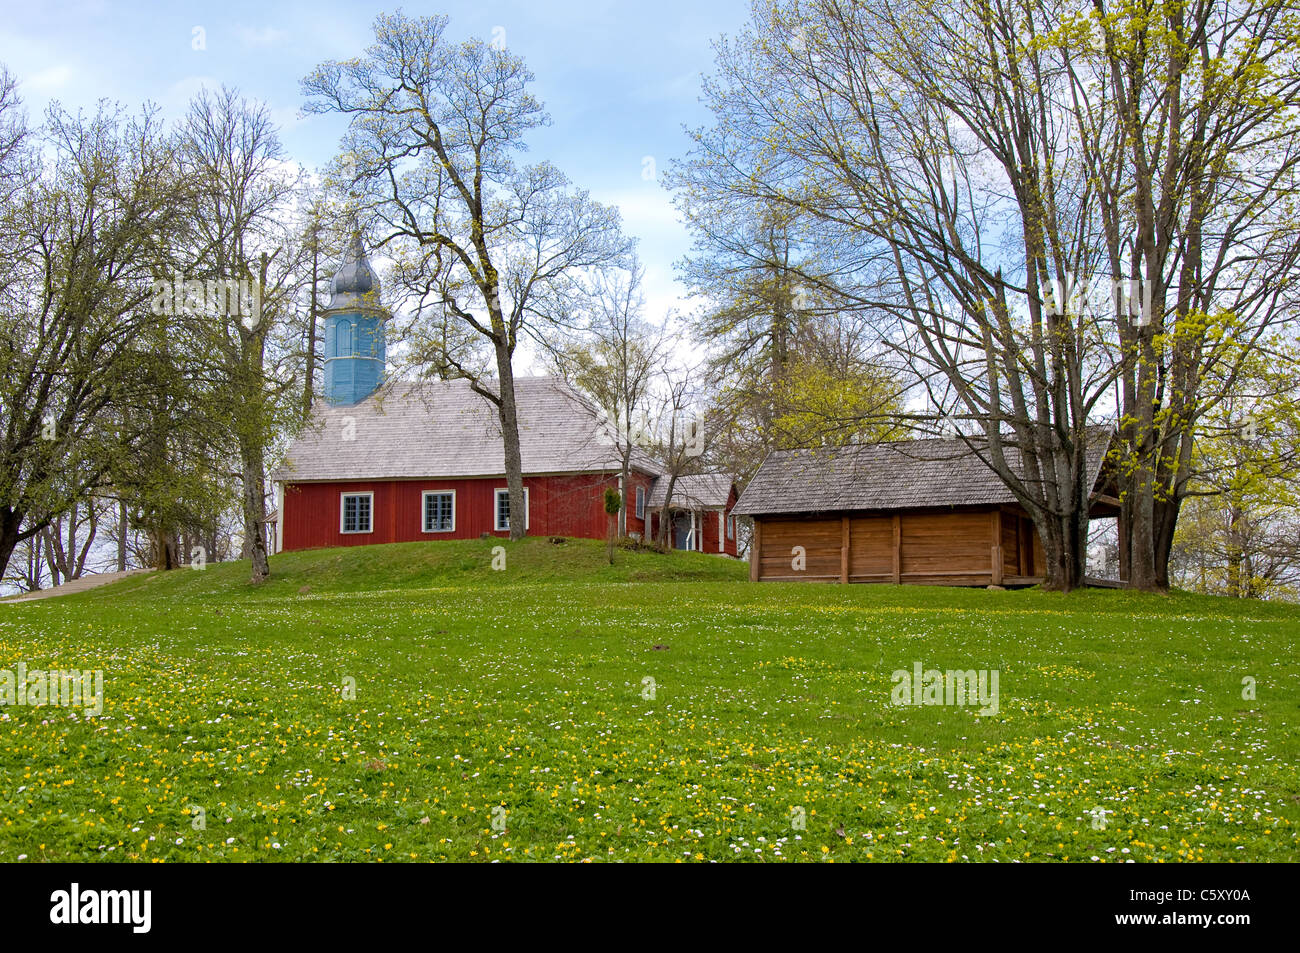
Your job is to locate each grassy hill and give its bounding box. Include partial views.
[90,536,749,601]
[0,537,1296,862]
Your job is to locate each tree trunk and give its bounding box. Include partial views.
[1152,496,1181,593]
[23,534,43,592]
[117,498,128,572]
[1128,473,1160,591]
[1038,509,1087,592]
[1116,413,1164,592]
[618,455,631,539]
[494,341,527,542]
[239,252,272,585]
[302,232,319,421]
[241,442,270,584]
[42,522,64,588]
[150,528,179,571]
[0,507,22,585]
[655,477,680,549]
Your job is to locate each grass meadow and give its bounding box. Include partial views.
[0,537,1296,862]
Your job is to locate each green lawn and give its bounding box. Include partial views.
[0,537,1296,862]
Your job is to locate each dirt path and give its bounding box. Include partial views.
[0,569,151,603]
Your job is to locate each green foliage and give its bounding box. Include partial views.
[1170,335,1300,598]
[0,87,191,574]
[770,361,907,449]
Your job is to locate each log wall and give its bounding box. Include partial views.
[750,505,1045,586]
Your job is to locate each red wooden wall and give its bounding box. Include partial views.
[644,486,740,557]
[282,472,665,552]
[623,470,655,540]
[701,486,740,557]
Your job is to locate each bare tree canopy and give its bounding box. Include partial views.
[302,12,632,540]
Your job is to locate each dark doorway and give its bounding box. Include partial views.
[672,512,692,550]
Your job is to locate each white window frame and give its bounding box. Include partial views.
[421,490,456,533]
[339,491,374,534]
[635,485,646,520]
[494,487,530,532]
[727,514,736,541]
[719,510,726,551]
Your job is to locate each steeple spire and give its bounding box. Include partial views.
[322,217,387,405]
[328,212,380,310]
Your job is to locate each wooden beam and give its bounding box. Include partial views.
[843,515,851,578]
[1117,507,1130,583]
[990,509,1003,587]
[1018,516,1029,577]
[891,514,901,584]
[749,519,761,582]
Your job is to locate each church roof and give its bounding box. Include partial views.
[272,376,665,482]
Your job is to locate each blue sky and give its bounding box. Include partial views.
[1,0,753,331]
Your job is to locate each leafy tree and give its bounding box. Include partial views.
[172,86,308,583]
[1170,339,1300,598]
[671,0,1300,590]
[0,85,188,581]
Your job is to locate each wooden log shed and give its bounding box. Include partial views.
[733,431,1121,587]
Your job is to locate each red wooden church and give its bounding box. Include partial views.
[269,233,738,557]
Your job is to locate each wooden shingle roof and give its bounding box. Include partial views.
[647,472,734,509]
[732,428,1114,516]
[272,376,663,482]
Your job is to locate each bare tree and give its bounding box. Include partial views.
[40,498,100,585]
[547,258,668,536]
[297,191,350,421]
[652,368,705,549]
[302,12,631,540]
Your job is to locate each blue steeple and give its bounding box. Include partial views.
[323,221,387,405]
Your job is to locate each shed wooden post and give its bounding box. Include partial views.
[1018,516,1029,577]
[1117,509,1130,583]
[840,515,850,584]
[990,509,1003,586]
[749,519,761,582]
[891,514,901,584]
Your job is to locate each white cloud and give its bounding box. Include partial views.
[596,187,685,237]
[631,70,699,105]
[158,75,221,112]
[25,64,74,93]
[236,25,287,49]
